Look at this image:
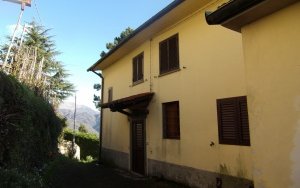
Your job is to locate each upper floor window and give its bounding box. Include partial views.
[132,52,144,83]
[216,96,250,146]
[163,101,180,139]
[159,34,179,75]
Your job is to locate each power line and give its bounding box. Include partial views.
[33,0,43,24]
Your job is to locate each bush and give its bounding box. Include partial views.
[63,129,99,160]
[0,71,62,170]
[0,167,45,188]
[42,155,78,187]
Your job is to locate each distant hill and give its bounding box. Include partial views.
[58,102,100,134]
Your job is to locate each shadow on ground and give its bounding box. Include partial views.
[44,158,188,188]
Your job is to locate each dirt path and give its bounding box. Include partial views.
[45,160,188,188]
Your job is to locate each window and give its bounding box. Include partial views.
[108,87,113,102]
[217,96,250,146]
[163,101,180,139]
[132,53,144,83]
[159,34,179,74]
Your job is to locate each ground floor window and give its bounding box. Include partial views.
[162,101,180,139]
[216,96,250,146]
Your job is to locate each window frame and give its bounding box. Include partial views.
[132,52,144,84]
[216,96,250,146]
[162,101,180,139]
[159,33,180,75]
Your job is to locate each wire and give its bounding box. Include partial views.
[33,0,43,24]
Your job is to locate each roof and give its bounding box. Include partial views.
[87,0,184,72]
[205,0,298,32]
[101,92,154,112]
[88,0,212,71]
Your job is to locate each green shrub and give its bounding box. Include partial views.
[0,71,62,170]
[42,155,79,187]
[0,167,45,188]
[81,155,95,163]
[63,129,99,160]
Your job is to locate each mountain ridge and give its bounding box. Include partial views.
[58,102,100,134]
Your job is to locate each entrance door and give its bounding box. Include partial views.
[131,119,145,175]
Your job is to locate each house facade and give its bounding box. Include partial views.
[206,0,300,188]
[88,0,254,187]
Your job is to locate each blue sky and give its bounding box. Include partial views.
[0,0,172,110]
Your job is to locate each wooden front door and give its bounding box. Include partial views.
[131,119,145,175]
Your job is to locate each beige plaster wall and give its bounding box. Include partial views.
[102,0,252,180]
[242,2,300,188]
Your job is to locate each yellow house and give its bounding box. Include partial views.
[205,0,300,187]
[88,0,254,187]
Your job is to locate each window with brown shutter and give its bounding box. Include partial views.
[163,101,180,139]
[132,53,144,83]
[216,96,250,146]
[159,34,179,74]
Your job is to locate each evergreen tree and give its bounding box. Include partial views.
[78,124,88,133]
[0,21,74,107]
[93,83,101,109]
[94,27,134,109]
[100,27,134,58]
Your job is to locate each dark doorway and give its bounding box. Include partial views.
[131,119,145,175]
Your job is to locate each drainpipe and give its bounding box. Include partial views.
[91,70,104,164]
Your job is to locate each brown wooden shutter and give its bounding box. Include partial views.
[239,97,250,146]
[168,34,179,71]
[132,57,138,82]
[137,53,143,81]
[159,34,179,74]
[133,53,143,83]
[159,41,168,74]
[217,98,239,145]
[163,101,180,139]
[217,96,250,146]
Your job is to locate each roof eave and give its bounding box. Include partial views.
[205,0,298,32]
[87,0,185,72]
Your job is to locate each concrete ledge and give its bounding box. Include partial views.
[102,148,129,170]
[148,159,253,188]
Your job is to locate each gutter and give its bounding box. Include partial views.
[205,0,265,25]
[91,70,104,163]
[87,0,185,72]
[205,0,298,32]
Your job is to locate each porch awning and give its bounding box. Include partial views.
[101,92,154,117]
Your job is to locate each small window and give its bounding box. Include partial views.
[132,53,144,83]
[217,96,250,146]
[108,87,113,102]
[159,34,179,74]
[163,101,180,139]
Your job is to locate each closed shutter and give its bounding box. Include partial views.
[217,98,239,145]
[159,41,168,74]
[239,97,250,145]
[217,96,250,146]
[132,53,144,83]
[159,34,179,74]
[132,57,138,82]
[163,101,180,139]
[168,34,179,71]
[137,54,143,81]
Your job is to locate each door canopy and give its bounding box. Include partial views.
[100,92,154,118]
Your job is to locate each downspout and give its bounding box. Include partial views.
[91,70,104,164]
[149,39,153,92]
